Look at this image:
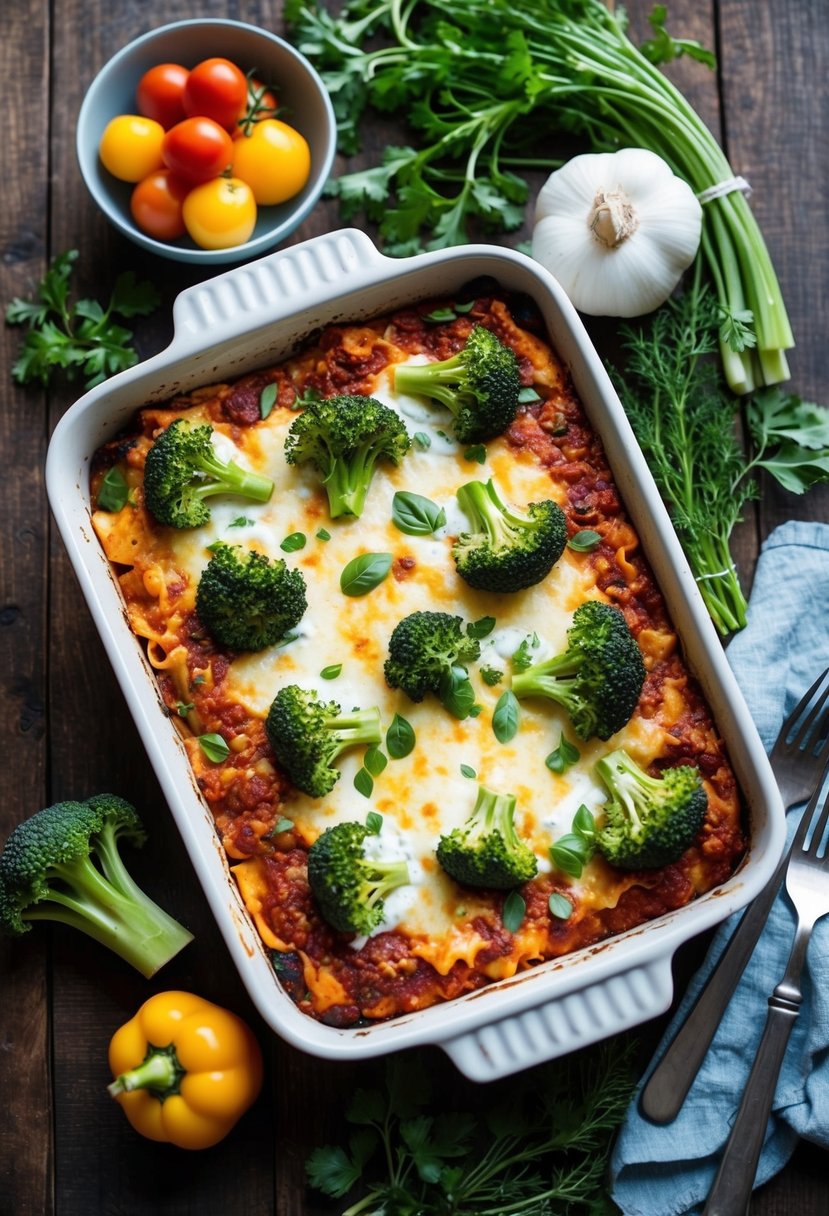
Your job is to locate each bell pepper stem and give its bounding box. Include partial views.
[108,1043,185,1100]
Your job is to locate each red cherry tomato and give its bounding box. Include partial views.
[183,58,248,131]
[161,117,234,184]
[130,170,190,240]
[136,63,189,130]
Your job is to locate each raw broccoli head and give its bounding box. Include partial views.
[393,325,520,443]
[453,478,567,592]
[283,393,411,518]
[307,820,411,935]
[0,794,192,976]
[436,785,538,890]
[384,611,481,712]
[594,749,708,869]
[196,542,307,652]
[143,418,274,529]
[265,684,382,798]
[511,600,646,741]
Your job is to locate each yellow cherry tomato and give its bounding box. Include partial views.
[182,176,257,250]
[107,990,264,1150]
[99,114,165,183]
[231,119,311,206]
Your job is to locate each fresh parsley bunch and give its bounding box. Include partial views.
[306,1040,635,1215]
[6,250,159,389]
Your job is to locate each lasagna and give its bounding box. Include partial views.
[91,290,744,1028]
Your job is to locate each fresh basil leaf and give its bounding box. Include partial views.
[365,810,383,835]
[270,816,294,836]
[413,431,432,450]
[467,615,496,639]
[545,734,581,774]
[316,527,331,541]
[439,666,476,720]
[392,490,446,536]
[174,700,195,717]
[340,552,393,596]
[424,307,457,323]
[568,530,601,552]
[386,713,416,759]
[492,690,520,743]
[97,466,129,512]
[549,843,586,878]
[281,531,307,552]
[229,515,253,528]
[354,767,374,798]
[463,444,487,464]
[454,300,475,314]
[502,890,526,933]
[573,804,597,843]
[260,382,278,419]
[460,763,477,779]
[548,892,574,920]
[320,663,343,680]
[199,732,230,763]
[517,385,542,403]
[364,746,388,777]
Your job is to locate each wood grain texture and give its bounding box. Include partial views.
[0,0,827,1213]
[0,4,53,1215]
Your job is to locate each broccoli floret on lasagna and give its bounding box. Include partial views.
[436,784,538,890]
[453,477,567,592]
[307,821,411,936]
[265,685,382,798]
[195,542,307,652]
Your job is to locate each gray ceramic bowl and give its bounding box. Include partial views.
[76,19,336,265]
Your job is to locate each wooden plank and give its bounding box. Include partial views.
[718,0,829,552]
[0,3,53,1214]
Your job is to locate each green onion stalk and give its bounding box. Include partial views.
[289,0,793,394]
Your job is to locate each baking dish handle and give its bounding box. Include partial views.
[438,952,675,1081]
[170,228,389,338]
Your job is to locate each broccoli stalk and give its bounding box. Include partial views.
[594,749,708,870]
[511,601,646,741]
[196,542,307,652]
[0,795,192,977]
[266,685,382,797]
[284,393,411,518]
[393,325,520,444]
[437,785,538,890]
[453,478,567,592]
[384,610,481,718]
[307,821,411,935]
[143,418,273,529]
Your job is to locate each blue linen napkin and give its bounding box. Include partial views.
[609,520,829,1216]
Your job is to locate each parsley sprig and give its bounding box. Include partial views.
[307,1041,635,1214]
[6,250,159,388]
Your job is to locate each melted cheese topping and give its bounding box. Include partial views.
[132,361,666,943]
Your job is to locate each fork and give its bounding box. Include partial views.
[640,666,829,1123]
[702,771,829,1215]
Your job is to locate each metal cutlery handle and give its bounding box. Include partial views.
[639,846,789,1124]
[702,919,812,1216]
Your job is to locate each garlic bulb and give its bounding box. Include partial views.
[531,148,702,317]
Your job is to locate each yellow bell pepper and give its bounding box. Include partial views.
[107,990,264,1149]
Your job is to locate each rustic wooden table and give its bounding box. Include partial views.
[2,2,828,1213]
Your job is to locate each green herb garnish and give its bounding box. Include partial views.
[199,733,230,764]
[340,552,393,596]
[386,713,416,759]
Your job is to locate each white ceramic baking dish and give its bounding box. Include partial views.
[46,229,784,1081]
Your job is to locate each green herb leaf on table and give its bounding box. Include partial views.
[391,490,446,535]
[306,1041,635,1212]
[340,552,393,596]
[386,713,416,759]
[7,250,159,389]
